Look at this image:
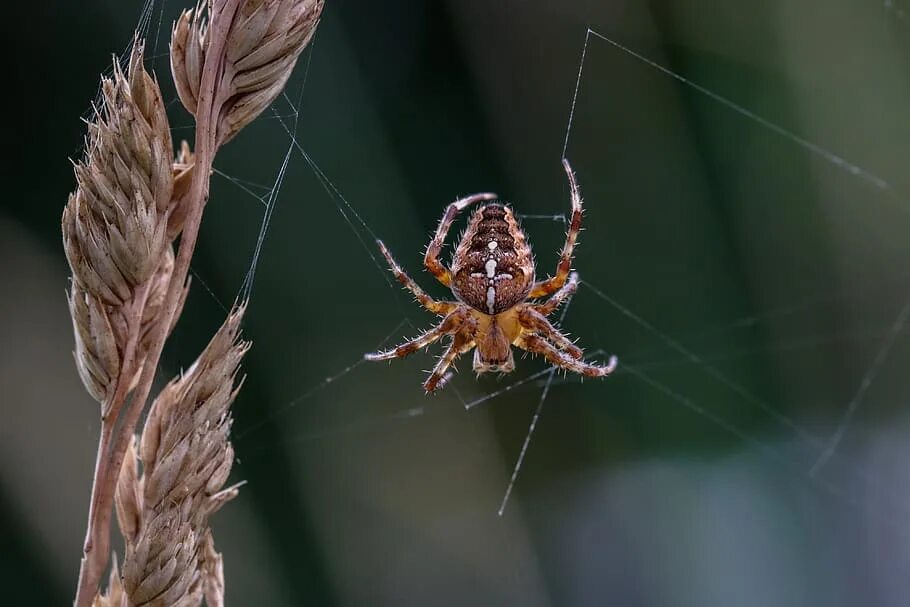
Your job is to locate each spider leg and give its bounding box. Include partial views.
[517,305,583,359]
[376,240,457,316]
[529,158,583,299]
[365,308,467,361]
[515,334,617,378]
[423,318,478,392]
[532,271,579,316]
[424,192,499,287]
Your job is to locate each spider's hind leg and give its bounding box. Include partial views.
[366,308,467,361]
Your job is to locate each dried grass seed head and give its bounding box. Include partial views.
[64,43,174,304]
[171,0,324,144]
[62,41,187,404]
[116,306,247,606]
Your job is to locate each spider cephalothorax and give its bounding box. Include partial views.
[366,159,617,392]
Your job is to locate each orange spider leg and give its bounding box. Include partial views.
[423,317,479,392]
[517,306,583,359]
[515,334,617,377]
[376,240,457,316]
[532,271,579,316]
[424,192,499,287]
[366,308,468,361]
[529,159,583,299]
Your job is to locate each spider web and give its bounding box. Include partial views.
[131,0,910,515]
[113,0,910,603]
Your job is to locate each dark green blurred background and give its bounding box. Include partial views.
[5,0,910,605]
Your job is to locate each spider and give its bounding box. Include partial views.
[365,158,617,392]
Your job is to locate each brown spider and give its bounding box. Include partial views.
[365,158,617,392]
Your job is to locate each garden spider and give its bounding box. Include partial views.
[365,159,617,392]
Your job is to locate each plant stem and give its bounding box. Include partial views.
[74,281,149,607]
[73,2,243,604]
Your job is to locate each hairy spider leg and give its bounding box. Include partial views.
[516,334,617,377]
[365,308,468,361]
[532,271,579,316]
[529,159,584,298]
[517,306,583,359]
[424,192,499,287]
[376,240,457,316]
[424,317,479,392]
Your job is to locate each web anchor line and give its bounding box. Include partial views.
[565,27,908,212]
[810,289,910,476]
[235,318,413,441]
[236,42,317,303]
[498,290,583,516]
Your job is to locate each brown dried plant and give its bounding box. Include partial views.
[63,1,324,605]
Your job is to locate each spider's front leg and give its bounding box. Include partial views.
[424,192,498,287]
[376,240,456,316]
[530,159,583,298]
[366,308,468,361]
[423,316,479,393]
[517,306,583,359]
[533,271,579,316]
[516,334,617,378]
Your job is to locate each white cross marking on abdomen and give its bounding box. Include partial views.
[485,258,497,278]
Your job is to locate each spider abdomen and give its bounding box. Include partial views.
[451,203,535,315]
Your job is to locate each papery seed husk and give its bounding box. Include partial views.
[91,553,126,607]
[200,531,225,607]
[114,436,142,543]
[227,0,281,61]
[170,7,205,116]
[168,141,195,238]
[86,292,121,380]
[69,284,119,402]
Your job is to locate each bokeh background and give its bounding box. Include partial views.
[5,0,910,605]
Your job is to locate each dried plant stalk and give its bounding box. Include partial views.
[91,555,126,607]
[65,41,182,606]
[64,1,324,605]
